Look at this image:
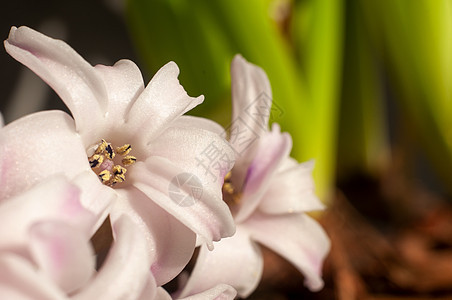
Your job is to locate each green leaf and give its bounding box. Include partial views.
[362,0,452,190]
[337,0,389,179]
[294,0,344,201]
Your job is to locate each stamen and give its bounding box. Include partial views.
[122,155,137,166]
[112,165,127,175]
[224,171,232,181]
[105,144,115,160]
[98,170,112,183]
[95,139,108,154]
[222,171,241,205]
[222,182,235,194]
[89,154,104,168]
[88,139,137,187]
[110,165,127,186]
[116,144,132,156]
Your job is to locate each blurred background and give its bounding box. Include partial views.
[2,0,452,299]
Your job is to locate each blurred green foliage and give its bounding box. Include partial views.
[126,0,452,202]
[361,0,452,188]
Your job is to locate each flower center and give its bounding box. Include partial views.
[88,139,137,187]
[222,171,241,206]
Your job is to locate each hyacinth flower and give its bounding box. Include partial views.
[127,0,344,204]
[1,26,235,286]
[179,56,330,298]
[0,176,237,300]
[0,176,151,299]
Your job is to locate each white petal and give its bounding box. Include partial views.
[179,284,237,300]
[234,124,292,223]
[244,212,331,291]
[111,187,196,286]
[170,115,226,136]
[90,60,144,145]
[29,221,95,294]
[230,55,272,158]
[73,215,152,300]
[0,176,95,252]
[131,156,235,250]
[231,54,272,130]
[180,229,262,298]
[125,61,204,146]
[0,254,66,300]
[135,125,236,248]
[258,160,325,214]
[0,110,88,201]
[72,171,116,234]
[149,125,234,192]
[155,288,172,300]
[4,26,108,137]
[137,274,158,300]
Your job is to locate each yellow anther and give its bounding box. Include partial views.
[222,182,234,195]
[95,139,108,154]
[231,193,242,204]
[89,154,104,168]
[104,144,115,160]
[222,171,241,205]
[113,173,126,184]
[122,155,137,166]
[116,144,132,156]
[224,171,232,181]
[222,172,235,194]
[110,165,127,186]
[89,139,137,187]
[112,165,127,175]
[98,170,112,183]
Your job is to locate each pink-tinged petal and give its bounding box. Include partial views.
[4,26,107,136]
[155,288,172,300]
[90,60,144,145]
[137,274,159,300]
[110,187,196,286]
[234,124,291,223]
[73,215,152,300]
[29,221,95,294]
[72,171,115,234]
[0,112,4,127]
[0,110,88,201]
[0,254,66,300]
[179,229,262,298]
[141,124,236,245]
[125,61,204,146]
[131,156,235,250]
[0,176,95,253]
[230,55,272,158]
[179,284,237,300]
[258,160,325,215]
[244,212,331,291]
